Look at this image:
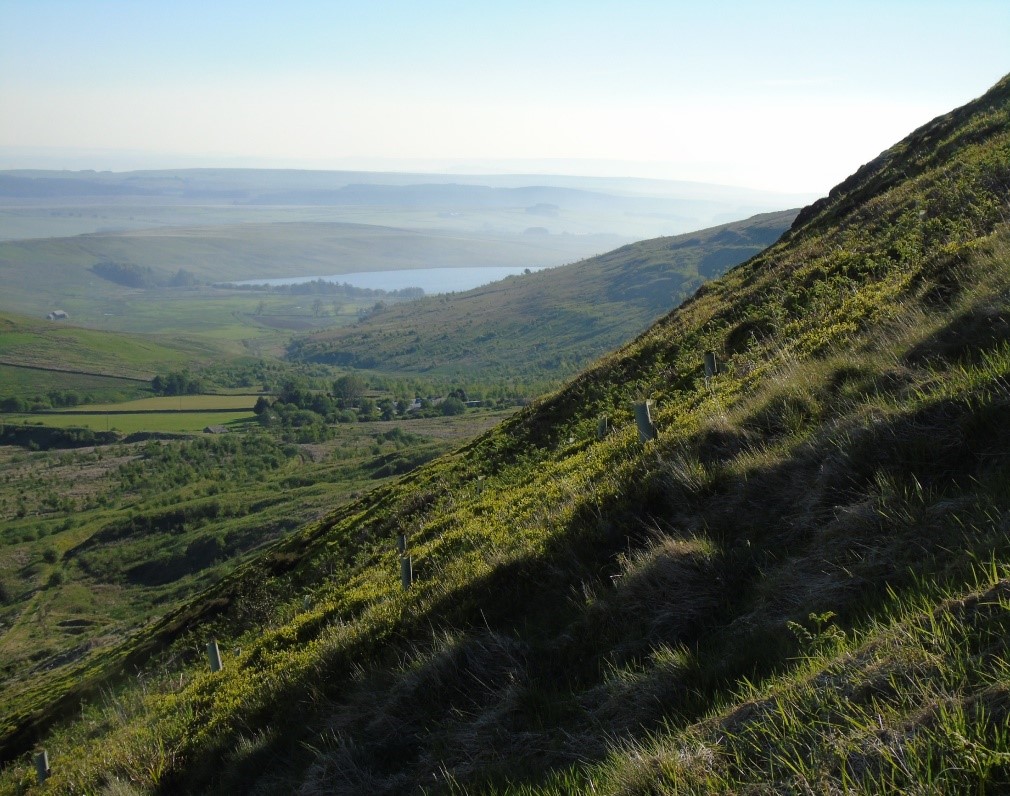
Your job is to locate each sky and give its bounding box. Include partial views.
[1,0,1007,194]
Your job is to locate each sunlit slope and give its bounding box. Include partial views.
[0,311,219,383]
[2,74,1010,794]
[0,222,622,320]
[288,209,796,379]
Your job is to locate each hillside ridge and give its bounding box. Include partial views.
[2,73,1010,794]
[288,209,797,380]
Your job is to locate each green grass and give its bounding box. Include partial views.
[11,411,254,434]
[1,75,1010,795]
[0,364,147,404]
[0,409,508,774]
[0,221,622,333]
[0,209,792,376]
[58,394,261,412]
[0,310,221,380]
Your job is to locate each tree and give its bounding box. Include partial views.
[358,397,378,421]
[441,397,466,416]
[168,268,198,287]
[333,374,366,407]
[377,399,396,421]
[0,396,26,412]
[152,370,202,396]
[278,379,312,407]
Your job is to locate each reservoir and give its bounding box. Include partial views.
[233,265,546,295]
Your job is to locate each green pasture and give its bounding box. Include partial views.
[0,364,147,403]
[0,285,368,358]
[0,221,613,334]
[0,310,219,376]
[12,410,254,434]
[66,394,261,412]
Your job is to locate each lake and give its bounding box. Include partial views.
[234,265,546,294]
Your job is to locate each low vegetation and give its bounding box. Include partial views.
[0,72,1007,796]
[0,403,518,774]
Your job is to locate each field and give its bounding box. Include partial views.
[0,169,819,792]
[0,311,225,379]
[53,394,259,412]
[290,210,796,380]
[0,365,148,404]
[0,400,519,744]
[10,394,260,434]
[9,412,254,434]
[0,168,811,360]
[0,222,623,335]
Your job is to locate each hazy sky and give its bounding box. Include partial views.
[1,0,1007,193]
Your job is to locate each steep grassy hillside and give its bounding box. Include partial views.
[2,74,1010,795]
[289,210,795,380]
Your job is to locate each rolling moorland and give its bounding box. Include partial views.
[289,210,795,380]
[0,191,797,710]
[0,168,804,371]
[1,72,1008,794]
[0,221,620,350]
[0,189,791,769]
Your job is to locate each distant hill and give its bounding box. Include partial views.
[0,221,624,325]
[0,168,812,242]
[288,209,797,379]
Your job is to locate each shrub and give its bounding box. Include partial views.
[440,397,466,416]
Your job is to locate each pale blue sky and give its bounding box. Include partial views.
[1,0,1007,192]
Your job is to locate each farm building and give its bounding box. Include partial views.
[46,310,69,320]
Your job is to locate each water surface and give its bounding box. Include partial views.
[235,265,546,294]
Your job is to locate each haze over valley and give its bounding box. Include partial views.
[1,1,1009,794]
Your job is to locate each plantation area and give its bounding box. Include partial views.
[0,316,529,775]
[0,401,517,740]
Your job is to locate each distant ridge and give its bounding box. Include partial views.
[288,209,797,379]
[0,167,810,241]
